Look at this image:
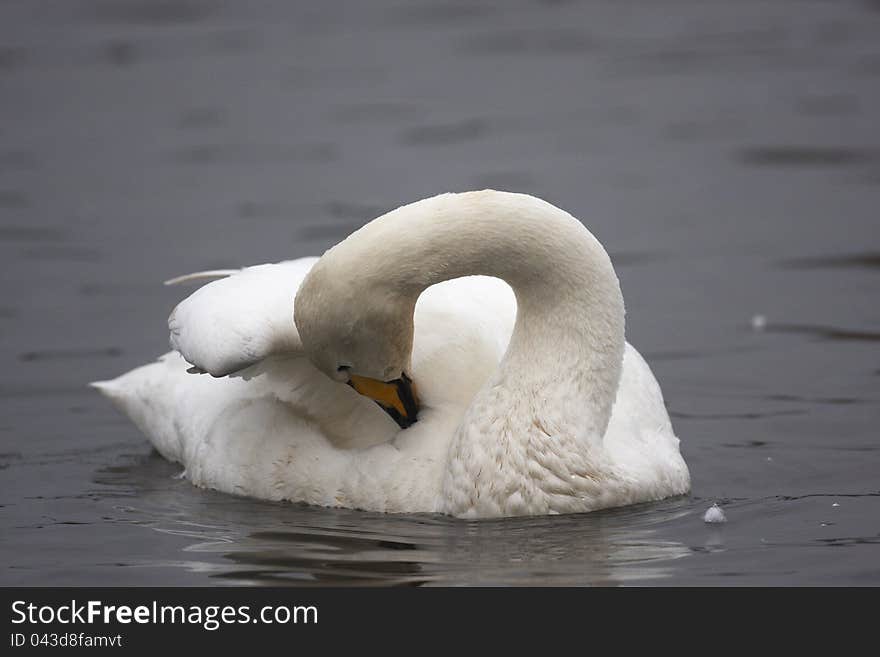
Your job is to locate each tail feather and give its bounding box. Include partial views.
[89,354,190,463]
[89,379,118,396]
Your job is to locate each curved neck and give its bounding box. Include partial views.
[345,191,624,431]
[323,191,626,514]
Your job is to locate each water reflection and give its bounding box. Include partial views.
[92,453,694,586]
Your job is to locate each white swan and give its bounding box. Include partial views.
[93,190,690,518]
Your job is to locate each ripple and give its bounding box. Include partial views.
[642,350,700,362]
[817,536,880,547]
[0,151,38,173]
[0,452,22,469]
[294,200,391,241]
[609,251,671,267]
[401,119,490,146]
[297,222,364,241]
[78,282,156,297]
[0,191,28,209]
[664,117,742,142]
[795,94,859,117]
[391,3,494,27]
[766,394,870,406]
[169,143,338,165]
[778,252,880,271]
[0,226,65,242]
[177,107,225,130]
[606,30,790,78]
[461,29,594,55]
[235,201,281,220]
[472,171,537,190]
[331,101,422,124]
[19,347,122,362]
[86,0,216,26]
[22,245,102,262]
[721,440,770,449]
[670,409,807,420]
[88,455,694,586]
[776,492,880,501]
[738,146,875,167]
[0,384,95,398]
[764,322,880,342]
[0,46,26,72]
[325,200,386,221]
[210,30,255,54]
[102,40,137,68]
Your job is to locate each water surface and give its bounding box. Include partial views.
[1,0,878,586]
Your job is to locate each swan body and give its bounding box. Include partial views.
[94,191,689,518]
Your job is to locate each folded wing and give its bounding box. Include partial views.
[167,258,318,376]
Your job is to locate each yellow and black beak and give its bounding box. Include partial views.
[347,373,420,429]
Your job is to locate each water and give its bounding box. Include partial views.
[1,0,878,586]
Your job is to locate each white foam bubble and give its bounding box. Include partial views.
[703,503,727,524]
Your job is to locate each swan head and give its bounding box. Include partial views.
[294,256,420,429]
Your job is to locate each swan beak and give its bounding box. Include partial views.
[347,373,419,429]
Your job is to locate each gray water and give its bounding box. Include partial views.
[1,0,879,586]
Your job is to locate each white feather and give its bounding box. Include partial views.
[167,258,317,376]
[163,269,240,286]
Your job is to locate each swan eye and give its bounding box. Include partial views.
[336,364,352,374]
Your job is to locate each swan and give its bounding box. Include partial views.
[93,190,690,518]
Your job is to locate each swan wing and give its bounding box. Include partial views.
[167,258,318,376]
[92,273,519,510]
